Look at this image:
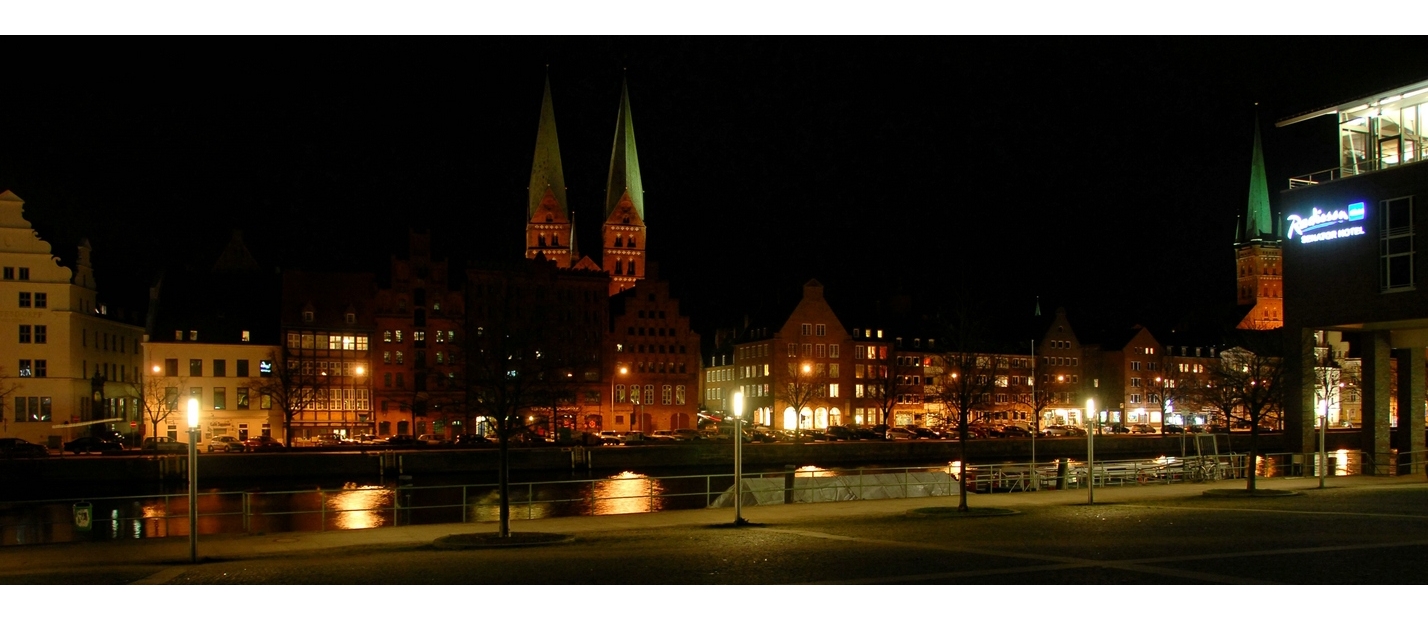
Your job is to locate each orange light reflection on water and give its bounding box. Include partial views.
[592,471,665,516]
[327,485,392,530]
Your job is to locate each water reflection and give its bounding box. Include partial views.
[589,471,661,515]
[327,484,391,530]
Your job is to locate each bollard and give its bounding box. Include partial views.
[784,465,796,504]
[1055,459,1067,490]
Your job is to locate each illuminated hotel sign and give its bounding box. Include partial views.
[1286,202,1366,244]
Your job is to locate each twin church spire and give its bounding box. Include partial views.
[524,74,647,296]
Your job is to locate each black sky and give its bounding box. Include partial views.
[2,37,1425,340]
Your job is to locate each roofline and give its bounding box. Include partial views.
[1276,78,1428,128]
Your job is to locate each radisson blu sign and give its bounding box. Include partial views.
[1286,202,1366,244]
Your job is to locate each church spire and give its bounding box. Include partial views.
[529,74,569,220]
[1242,109,1273,242]
[605,76,644,220]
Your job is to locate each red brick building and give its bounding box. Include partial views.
[606,266,700,432]
[374,231,464,439]
[279,271,376,440]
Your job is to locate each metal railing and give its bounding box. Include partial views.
[0,453,1385,546]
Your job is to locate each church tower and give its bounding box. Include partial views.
[1235,113,1283,330]
[525,76,574,268]
[602,78,647,296]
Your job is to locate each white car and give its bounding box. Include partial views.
[207,435,245,452]
[417,434,446,445]
[648,430,678,442]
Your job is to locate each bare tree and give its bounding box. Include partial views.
[140,371,186,446]
[0,369,21,435]
[924,308,996,511]
[248,352,321,447]
[459,277,583,538]
[779,360,824,442]
[869,354,900,428]
[1204,334,1287,492]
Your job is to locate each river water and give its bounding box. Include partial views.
[0,451,1363,547]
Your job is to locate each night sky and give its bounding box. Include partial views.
[2,37,1425,341]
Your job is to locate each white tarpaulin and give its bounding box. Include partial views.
[709,472,957,508]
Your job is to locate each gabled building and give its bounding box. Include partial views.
[1086,325,1163,429]
[374,231,464,440]
[606,265,699,432]
[279,271,376,440]
[0,190,145,448]
[1032,307,1088,428]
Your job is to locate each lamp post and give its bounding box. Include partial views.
[732,390,747,526]
[186,397,199,563]
[613,366,627,432]
[1086,398,1095,505]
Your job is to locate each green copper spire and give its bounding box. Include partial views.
[529,75,569,220]
[605,77,644,220]
[1243,112,1273,241]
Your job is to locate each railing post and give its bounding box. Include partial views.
[320,490,326,532]
[462,486,468,523]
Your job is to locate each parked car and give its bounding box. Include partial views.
[383,435,423,447]
[597,430,625,445]
[311,433,351,447]
[1,437,50,458]
[620,431,649,446]
[205,435,245,453]
[852,426,882,440]
[243,436,285,452]
[454,434,493,447]
[648,430,679,442]
[1102,424,1130,434]
[416,434,447,446]
[64,435,123,455]
[142,437,188,453]
[885,427,918,440]
[672,429,701,441]
[909,427,940,439]
[999,425,1033,438]
[1129,424,1156,434]
[824,425,855,441]
[1041,425,1074,437]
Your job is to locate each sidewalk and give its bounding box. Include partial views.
[5,475,1424,575]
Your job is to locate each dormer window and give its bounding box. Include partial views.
[345,312,356,325]
[302,304,315,323]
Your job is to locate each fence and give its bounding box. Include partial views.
[0,450,1389,546]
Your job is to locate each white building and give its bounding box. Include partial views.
[0,190,145,448]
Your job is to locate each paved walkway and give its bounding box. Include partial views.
[4,475,1425,577]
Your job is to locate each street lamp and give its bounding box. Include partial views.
[613,366,627,433]
[1086,397,1095,505]
[732,390,747,526]
[186,397,200,563]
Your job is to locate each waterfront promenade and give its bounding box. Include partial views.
[3,474,1426,590]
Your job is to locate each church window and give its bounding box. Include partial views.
[538,234,546,247]
[615,236,624,247]
[628,236,636,248]
[552,233,559,246]
[614,261,623,275]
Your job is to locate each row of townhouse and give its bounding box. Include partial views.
[697,278,1253,433]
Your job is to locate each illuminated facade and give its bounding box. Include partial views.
[1278,79,1428,472]
[374,231,464,439]
[0,190,144,448]
[525,77,575,269]
[279,271,376,440]
[606,267,700,432]
[1033,308,1088,428]
[144,233,282,443]
[1235,117,1284,330]
[602,79,648,297]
